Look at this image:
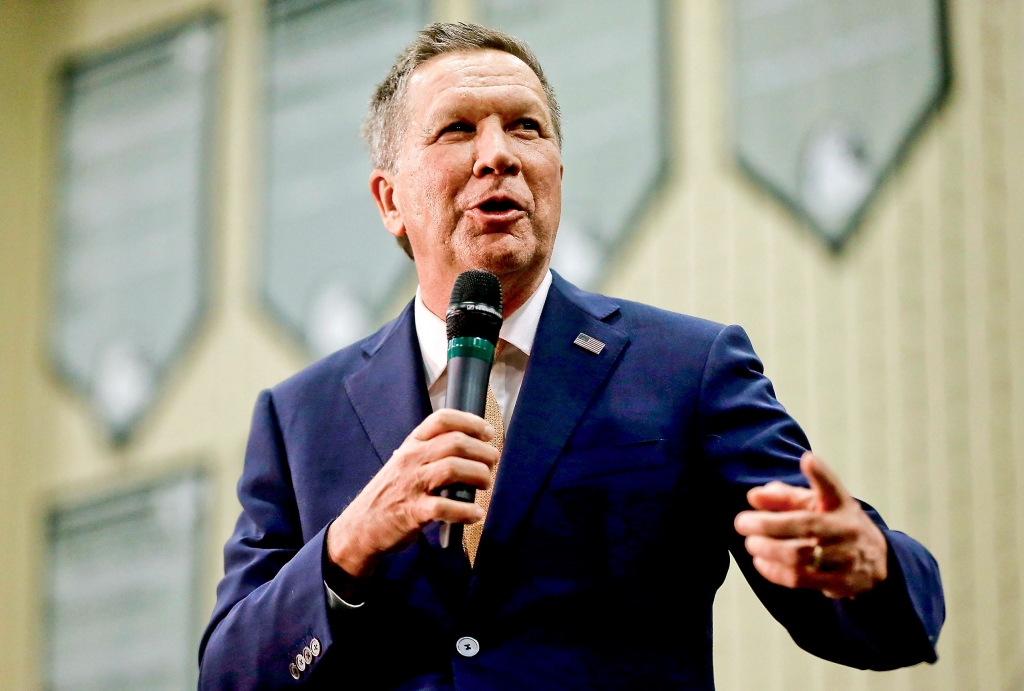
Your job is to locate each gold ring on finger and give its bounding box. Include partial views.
[810,543,824,571]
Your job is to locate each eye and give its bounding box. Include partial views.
[438,121,474,137]
[509,118,543,139]
[514,119,541,133]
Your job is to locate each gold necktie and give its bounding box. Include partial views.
[463,352,505,565]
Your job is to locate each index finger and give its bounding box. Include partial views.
[734,509,849,540]
[747,481,816,512]
[413,409,495,443]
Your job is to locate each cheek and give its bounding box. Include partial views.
[424,146,472,186]
[523,147,562,202]
[545,175,562,213]
[400,163,456,220]
[529,161,562,223]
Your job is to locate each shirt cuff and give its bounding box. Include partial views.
[321,521,367,611]
[324,580,365,611]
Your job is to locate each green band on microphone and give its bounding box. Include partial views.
[447,336,495,362]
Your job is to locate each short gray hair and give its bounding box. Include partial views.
[362,21,562,174]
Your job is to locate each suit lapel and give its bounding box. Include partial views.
[343,302,433,466]
[343,303,473,604]
[474,275,629,570]
[341,279,629,602]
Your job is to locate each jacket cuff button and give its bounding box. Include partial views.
[289,662,300,680]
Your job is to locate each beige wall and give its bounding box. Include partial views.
[608,3,1024,690]
[1,2,49,690]
[0,0,1021,690]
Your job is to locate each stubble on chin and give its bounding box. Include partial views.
[448,221,544,277]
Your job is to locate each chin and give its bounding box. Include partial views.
[467,249,530,276]
[458,234,536,274]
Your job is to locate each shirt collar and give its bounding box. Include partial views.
[414,270,553,388]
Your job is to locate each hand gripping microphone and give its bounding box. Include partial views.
[437,270,503,549]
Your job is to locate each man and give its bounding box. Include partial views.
[199,23,943,690]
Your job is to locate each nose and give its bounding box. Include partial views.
[473,117,521,178]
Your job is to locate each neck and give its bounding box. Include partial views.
[419,262,549,321]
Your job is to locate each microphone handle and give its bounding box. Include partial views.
[446,355,490,417]
[439,355,492,549]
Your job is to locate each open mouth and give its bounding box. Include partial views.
[477,198,523,213]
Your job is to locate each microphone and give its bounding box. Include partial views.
[438,270,503,549]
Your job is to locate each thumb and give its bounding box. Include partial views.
[801,452,847,512]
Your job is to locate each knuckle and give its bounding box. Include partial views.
[438,432,468,457]
[389,446,411,467]
[806,514,827,536]
[416,497,439,523]
[434,408,458,423]
[436,457,457,479]
[417,458,438,483]
[405,500,427,526]
[425,407,454,429]
[453,435,475,456]
[416,414,442,436]
[428,435,456,460]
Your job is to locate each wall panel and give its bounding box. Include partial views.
[606,1,1024,690]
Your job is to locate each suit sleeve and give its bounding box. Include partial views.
[198,390,360,688]
[696,325,945,670]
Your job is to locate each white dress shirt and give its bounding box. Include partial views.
[414,270,552,430]
[325,271,552,610]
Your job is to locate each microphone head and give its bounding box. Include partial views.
[446,270,503,345]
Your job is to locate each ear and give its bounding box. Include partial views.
[369,169,406,240]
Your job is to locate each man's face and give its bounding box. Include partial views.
[372,49,562,301]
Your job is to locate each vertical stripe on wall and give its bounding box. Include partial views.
[607,1,1024,689]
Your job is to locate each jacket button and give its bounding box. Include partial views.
[303,647,313,664]
[310,638,321,657]
[295,653,306,672]
[289,663,300,680]
[456,636,480,657]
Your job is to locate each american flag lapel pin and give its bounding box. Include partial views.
[573,332,606,355]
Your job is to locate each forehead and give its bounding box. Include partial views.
[404,49,550,121]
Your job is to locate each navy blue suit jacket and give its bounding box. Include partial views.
[199,273,944,690]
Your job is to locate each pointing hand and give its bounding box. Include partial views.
[733,452,889,599]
